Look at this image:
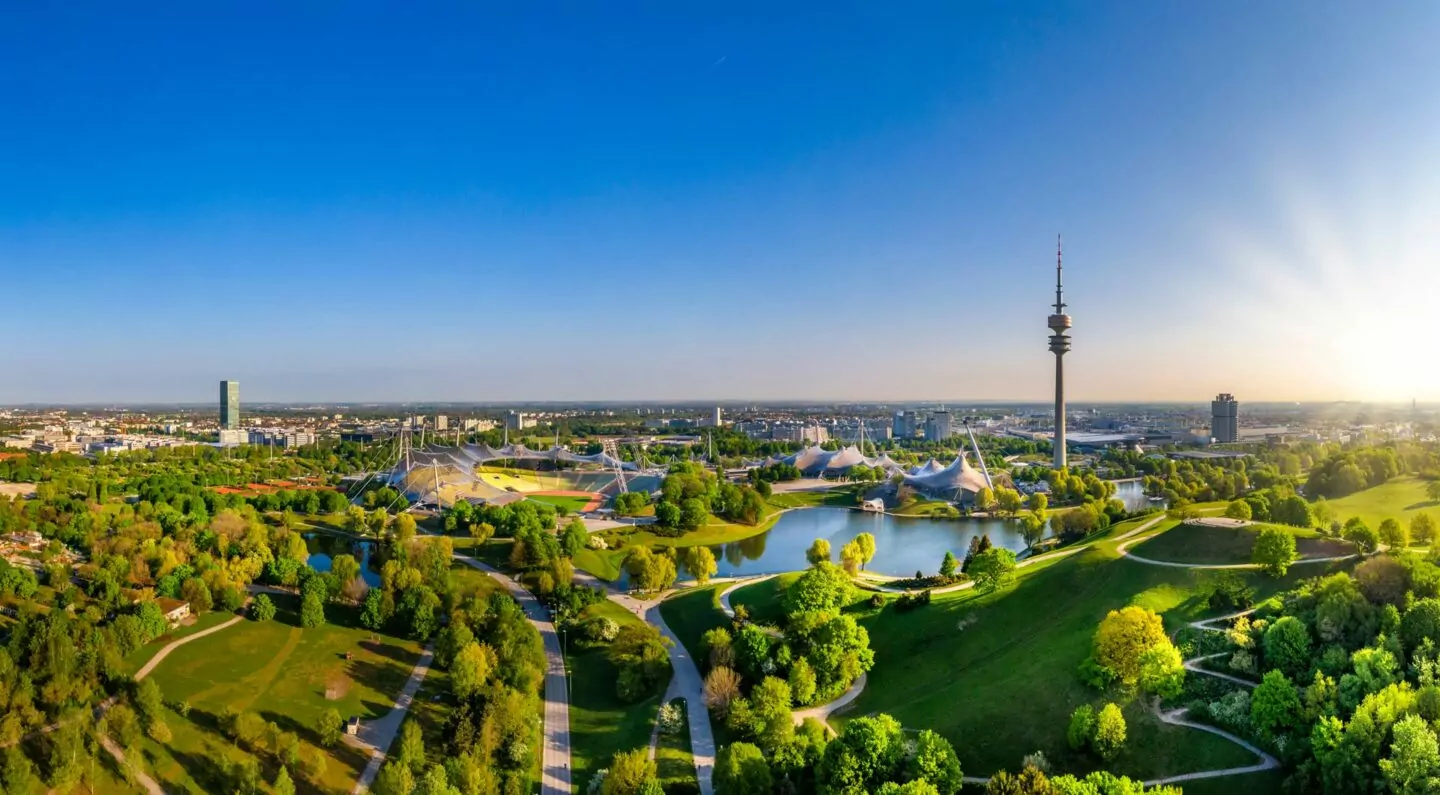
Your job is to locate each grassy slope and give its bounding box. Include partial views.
[567,600,669,793]
[1324,475,1440,530]
[657,585,729,671]
[574,504,792,581]
[120,610,243,676]
[842,516,1354,783]
[139,596,424,794]
[1130,522,1354,565]
[655,698,699,794]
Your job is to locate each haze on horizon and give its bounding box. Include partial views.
[3,3,1439,406]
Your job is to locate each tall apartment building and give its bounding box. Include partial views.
[892,410,923,439]
[925,410,954,441]
[435,415,449,431]
[220,381,240,430]
[1211,393,1239,443]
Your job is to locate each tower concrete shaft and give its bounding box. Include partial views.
[1047,236,1071,469]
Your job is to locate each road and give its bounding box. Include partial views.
[454,554,573,795]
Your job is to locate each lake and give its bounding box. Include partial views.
[680,479,1157,580]
[305,533,382,587]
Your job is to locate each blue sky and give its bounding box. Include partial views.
[4,2,1439,403]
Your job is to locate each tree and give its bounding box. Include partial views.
[840,541,864,575]
[967,548,1016,593]
[806,538,832,566]
[789,657,818,706]
[854,532,876,570]
[273,767,296,795]
[816,714,906,795]
[1344,519,1381,554]
[1429,480,1440,504]
[1381,713,1440,794]
[1250,670,1302,738]
[601,749,659,795]
[1091,703,1126,761]
[974,488,996,513]
[1137,642,1185,699]
[786,562,852,613]
[374,761,414,795]
[393,513,418,543]
[1020,512,1046,550]
[318,708,343,748]
[1413,513,1436,546]
[1252,526,1298,576]
[704,666,743,719]
[684,546,718,585]
[1379,517,1409,549]
[1067,705,1095,750]
[1403,599,1440,653]
[248,593,276,622]
[994,487,1024,518]
[1225,500,1252,521]
[907,729,963,795]
[300,588,326,628]
[624,547,678,593]
[750,676,795,750]
[181,577,213,614]
[397,718,426,774]
[332,554,362,588]
[715,742,773,795]
[561,518,587,557]
[451,642,496,700]
[1263,616,1312,680]
[1091,606,1168,685]
[680,498,709,531]
[939,551,958,579]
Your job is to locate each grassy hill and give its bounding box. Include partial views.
[1322,475,1440,530]
[1130,521,1354,565]
[832,515,1355,785]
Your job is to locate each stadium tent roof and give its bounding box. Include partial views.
[422,442,638,471]
[903,453,990,495]
[908,458,944,476]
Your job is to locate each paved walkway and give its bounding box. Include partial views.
[1115,521,1358,569]
[454,554,573,795]
[792,674,867,729]
[349,645,434,794]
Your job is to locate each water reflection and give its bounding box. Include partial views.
[679,480,1156,580]
[304,533,383,587]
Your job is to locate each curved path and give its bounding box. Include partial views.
[454,553,573,795]
[1115,520,1358,570]
[1142,608,1278,785]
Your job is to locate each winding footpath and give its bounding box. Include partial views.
[348,646,435,794]
[105,613,247,794]
[453,553,573,795]
[715,576,867,731]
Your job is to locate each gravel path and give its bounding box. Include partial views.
[349,646,434,794]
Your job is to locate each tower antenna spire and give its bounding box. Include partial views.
[1047,234,1073,470]
[1055,234,1065,314]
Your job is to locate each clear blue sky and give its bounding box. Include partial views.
[4,2,1438,404]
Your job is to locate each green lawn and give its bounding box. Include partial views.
[574,507,788,582]
[1323,475,1440,530]
[137,595,426,794]
[839,518,1353,785]
[567,600,669,793]
[655,698,698,795]
[765,489,857,510]
[526,494,595,513]
[1130,522,1355,565]
[451,561,505,601]
[657,585,729,667]
[120,609,243,676]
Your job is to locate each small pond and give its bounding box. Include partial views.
[679,479,1158,580]
[304,533,382,587]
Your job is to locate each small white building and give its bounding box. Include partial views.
[861,498,886,513]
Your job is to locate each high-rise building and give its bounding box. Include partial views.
[505,411,535,430]
[925,411,953,441]
[712,407,723,427]
[220,381,240,430]
[892,410,922,439]
[435,415,449,431]
[1047,237,1072,469]
[1211,393,1239,443]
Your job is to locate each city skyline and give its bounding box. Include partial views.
[4,4,1440,403]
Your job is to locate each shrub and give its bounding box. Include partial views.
[657,701,685,735]
[1091,703,1127,760]
[869,593,886,609]
[895,590,932,613]
[585,617,620,643]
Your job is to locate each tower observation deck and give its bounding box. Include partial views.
[1049,236,1071,469]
